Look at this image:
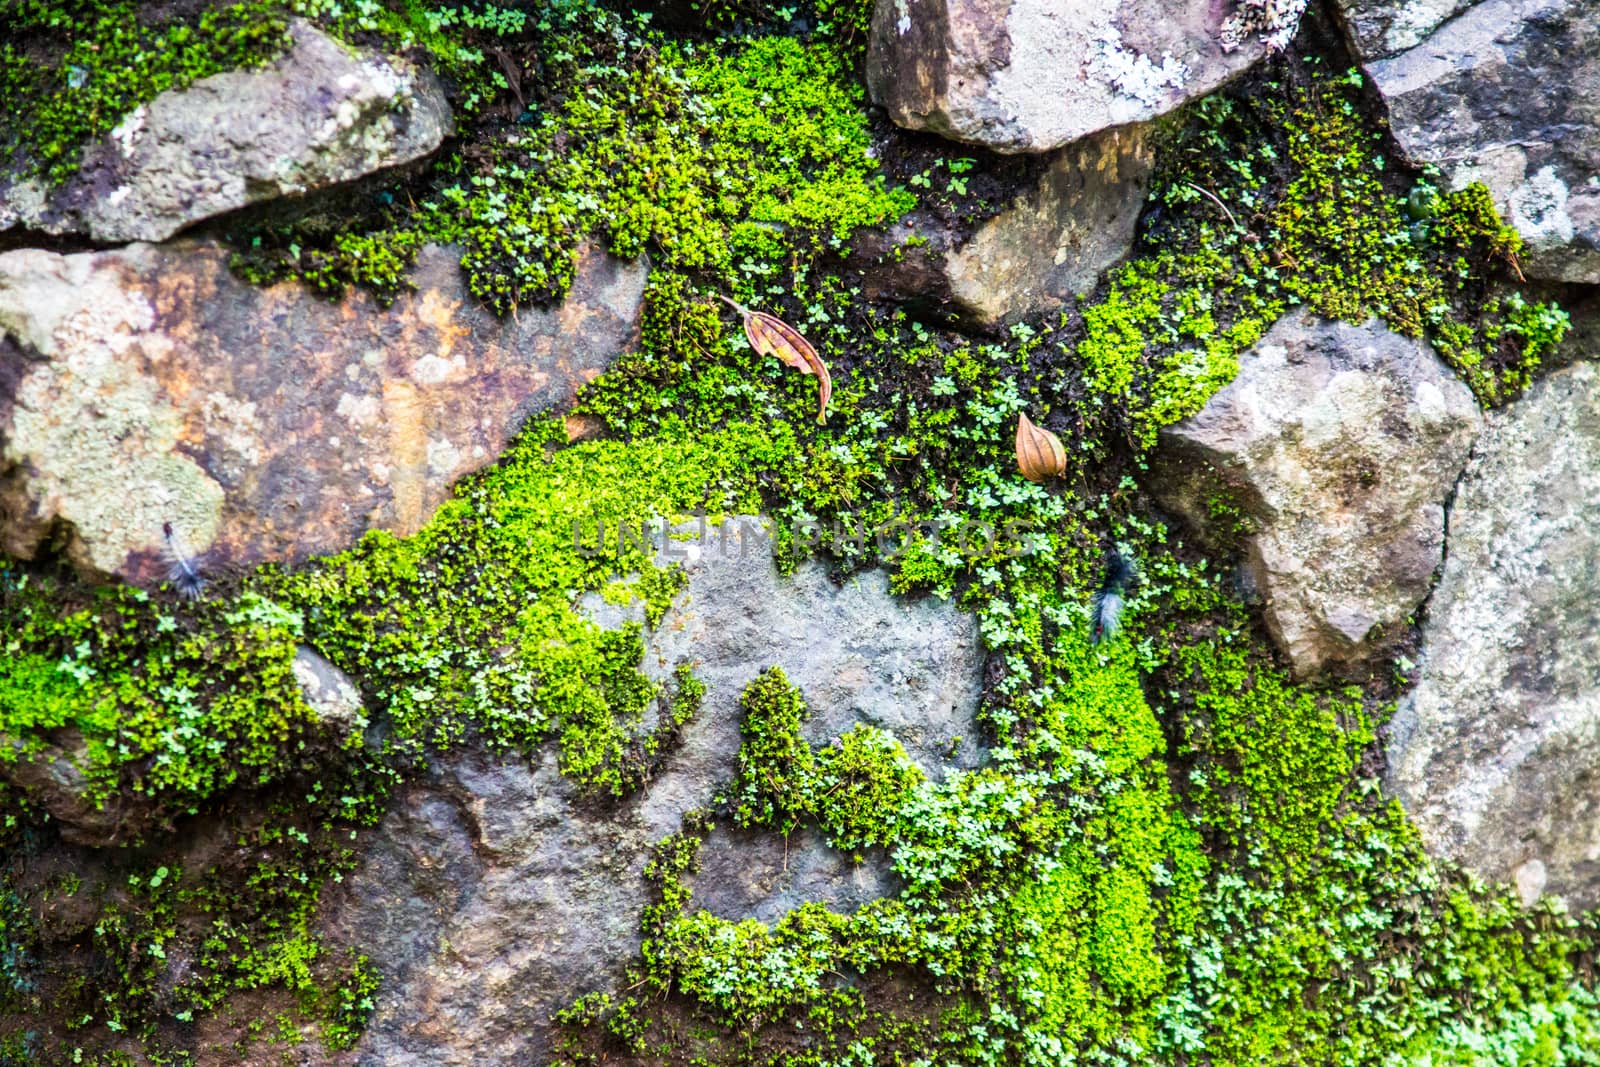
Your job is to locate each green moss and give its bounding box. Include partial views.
[728,667,817,836]
[3,23,1595,1067]
[0,569,326,810]
[232,15,912,313]
[1137,65,1569,415]
[0,1,290,184]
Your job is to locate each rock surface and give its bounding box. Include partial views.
[292,646,369,743]
[0,20,452,243]
[1351,0,1600,282]
[1150,312,1480,676]
[865,0,1279,154]
[1387,360,1600,907]
[0,730,156,847]
[855,126,1151,329]
[323,523,985,1064]
[1334,0,1476,56]
[0,240,646,585]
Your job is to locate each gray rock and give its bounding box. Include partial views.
[1334,0,1477,56]
[1387,360,1600,907]
[865,0,1283,154]
[0,20,452,243]
[856,126,1151,330]
[324,525,985,1064]
[1355,0,1600,282]
[1151,312,1480,676]
[292,646,368,741]
[0,240,646,585]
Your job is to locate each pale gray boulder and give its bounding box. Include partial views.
[1151,312,1480,676]
[0,20,451,243]
[1387,360,1600,906]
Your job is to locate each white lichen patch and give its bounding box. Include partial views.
[199,391,266,467]
[110,105,147,158]
[336,391,382,427]
[1508,165,1576,253]
[427,437,464,480]
[3,267,224,574]
[1382,0,1471,53]
[1220,0,1308,52]
[1088,26,1188,109]
[410,351,466,385]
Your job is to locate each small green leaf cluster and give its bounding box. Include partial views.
[0,566,329,810]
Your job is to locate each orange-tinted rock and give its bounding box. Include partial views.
[0,240,646,584]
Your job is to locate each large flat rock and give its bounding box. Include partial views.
[0,240,646,584]
[323,525,986,1063]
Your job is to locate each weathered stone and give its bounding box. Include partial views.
[1387,360,1600,907]
[0,20,452,243]
[1150,312,1480,676]
[323,524,985,1063]
[0,731,155,846]
[865,0,1284,154]
[855,126,1151,329]
[1334,0,1477,57]
[292,646,368,742]
[0,240,647,585]
[1350,0,1600,282]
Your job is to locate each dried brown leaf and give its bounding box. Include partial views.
[720,296,832,424]
[1015,412,1065,483]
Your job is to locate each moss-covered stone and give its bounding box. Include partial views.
[0,7,1592,1065]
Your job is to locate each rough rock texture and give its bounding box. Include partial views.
[865,0,1273,154]
[1150,312,1480,676]
[292,646,369,743]
[1335,0,1477,56]
[0,20,452,243]
[0,730,156,847]
[0,240,646,585]
[1350,0,1600,282]
[323,523,985,1064]
[1387,360,1600,907]
[855,126,1151,329]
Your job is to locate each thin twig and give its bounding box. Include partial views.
[715,293,751,317]
[1183,181,1240,229]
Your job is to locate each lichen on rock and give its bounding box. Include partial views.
[0,2,1597,1064]
[0,18,453,243]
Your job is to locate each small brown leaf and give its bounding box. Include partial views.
[720,296,832,424]
[1015,412,1066,483]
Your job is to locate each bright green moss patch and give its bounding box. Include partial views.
[231,11,912,312]
[726,667,924,851]
[0,569,327,810]
[262,421,780,793]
